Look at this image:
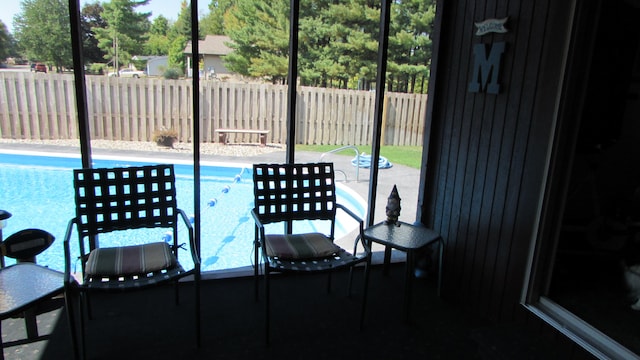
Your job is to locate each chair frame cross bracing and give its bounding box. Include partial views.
[251,162,371,344]
[63,164,201,359]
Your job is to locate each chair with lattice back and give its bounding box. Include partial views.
[63,164,200,358]
[251,162,371,343]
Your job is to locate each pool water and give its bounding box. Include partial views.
[0,152,366,274]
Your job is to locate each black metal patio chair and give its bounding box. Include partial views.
[251,162,371,344]
[63,164,200,359]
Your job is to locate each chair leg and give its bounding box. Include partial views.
[79,292,87,360]
[254,239,260,301]
[85,292,93,320]
[174,279,180,305]
[194,271,201,348]
[64,288,80,360]
[437,237,444,297]
[348,236,361,297]
[264,265,270,346]
[360,261,371,331]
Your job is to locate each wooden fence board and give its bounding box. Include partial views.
[16,74,29,138]
[48,77,58,139]
[139,80,147,141]
[3,74,14,137]
[0,74,12,137]
[28,75,39,139]
[55,77,67,138]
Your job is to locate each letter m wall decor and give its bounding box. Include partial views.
[468,42,506,94]
[468,17,509,95]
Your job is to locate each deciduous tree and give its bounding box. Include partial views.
[168,35,187,74]
[200,0,237,35]
[13,0,72,71]
[145,15,171,56]
[0,20,13,61]
[166,1,195,74]
[172,0,198,40]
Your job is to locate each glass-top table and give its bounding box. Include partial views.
[364,221,443,320]
[0,263,65,359]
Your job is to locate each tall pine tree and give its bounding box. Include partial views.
[224,0,290,83]
[94,0,151,73]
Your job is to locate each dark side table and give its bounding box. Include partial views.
[0,263,65,359]
[363,221,443,319]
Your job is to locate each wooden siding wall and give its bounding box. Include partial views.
[423,0,593,358]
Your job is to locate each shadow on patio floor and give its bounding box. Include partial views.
[3,264,494,360]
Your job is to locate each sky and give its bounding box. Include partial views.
[1,0,209,33]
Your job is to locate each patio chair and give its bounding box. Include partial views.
[63,164,201,359]
[251,162,371,343]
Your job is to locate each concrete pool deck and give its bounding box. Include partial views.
[0,141,424,269]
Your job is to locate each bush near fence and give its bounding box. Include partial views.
[0,72,427,146]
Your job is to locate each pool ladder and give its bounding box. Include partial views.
[320,146,360,183]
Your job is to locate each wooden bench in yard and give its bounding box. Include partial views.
[215,129,270,147]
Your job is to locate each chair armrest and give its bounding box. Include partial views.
[250,209,266,230]
[335,203,362,224]
[250,209,268,240]
[63,218,78,287]
[177,209,200,267]
[336,204,371,256]
[250,209,269,255]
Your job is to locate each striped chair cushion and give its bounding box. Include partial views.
[85,242,176,276]
[265,233,340,259]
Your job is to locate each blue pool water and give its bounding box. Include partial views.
[0,151,366,273]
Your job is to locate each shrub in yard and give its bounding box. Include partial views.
[153,128,179,147]
[89,63,107,75]
[163,68,182,79]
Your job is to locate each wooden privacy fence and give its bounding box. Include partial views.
[0,72,427,146]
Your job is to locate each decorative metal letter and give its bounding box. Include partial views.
[468,42,506,94]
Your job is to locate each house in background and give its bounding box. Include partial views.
[145,56,169,77]
[184,35,233,79]
[130,55,169,77]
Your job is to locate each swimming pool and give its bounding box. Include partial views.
[0,151,366,274]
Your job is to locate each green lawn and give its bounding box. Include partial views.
[295,145,423,169]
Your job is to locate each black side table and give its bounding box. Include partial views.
[364,221,443,319]
[0,263,65,359]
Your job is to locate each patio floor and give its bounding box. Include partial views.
[2,264,497,360]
